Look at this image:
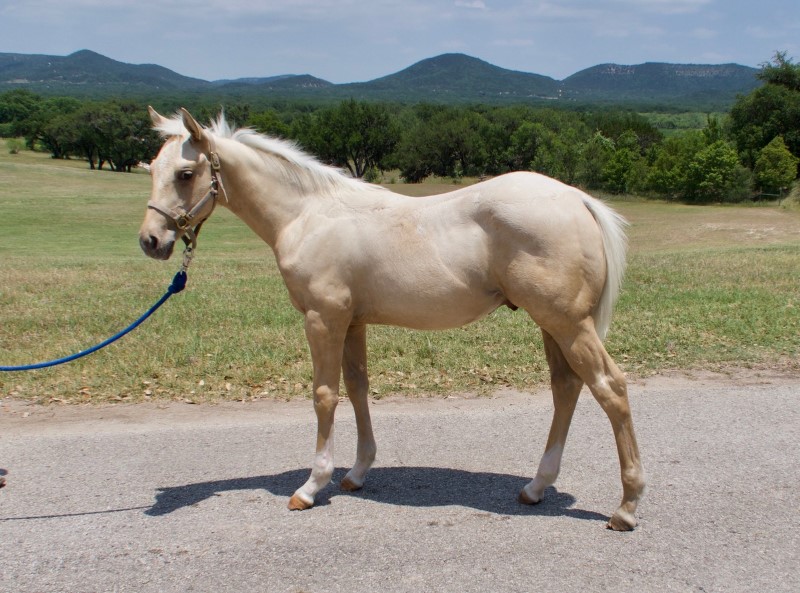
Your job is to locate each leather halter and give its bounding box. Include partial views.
[146,139,227,267]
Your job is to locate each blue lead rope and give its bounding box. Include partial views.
[0,269,187,372]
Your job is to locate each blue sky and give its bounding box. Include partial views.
[1,0,797,83]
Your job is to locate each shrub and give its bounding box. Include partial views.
[684,141,751,203]
[7,138,24,154]
[754,136,799,193]
[363,166,382,183]
[781,181,800,210]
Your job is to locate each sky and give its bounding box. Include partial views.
[1,0,798,83]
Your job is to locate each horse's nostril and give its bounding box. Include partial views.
[140,234,158,252]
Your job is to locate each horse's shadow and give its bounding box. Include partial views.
[145,467,608,523]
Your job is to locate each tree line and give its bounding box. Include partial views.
[0,94,162,172]
[2,52,798,201]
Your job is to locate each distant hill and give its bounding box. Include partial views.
[0,49,762,108]
[562,62,760,105]
[0,50,324,98]
[212,74,333,95]
[0,49,209,92]
[342,53,561,101]
[210,75,298,86]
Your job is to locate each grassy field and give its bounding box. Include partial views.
[639,111,727,136]
[1,141,799,403]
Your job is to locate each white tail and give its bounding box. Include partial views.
[581,195,629,341]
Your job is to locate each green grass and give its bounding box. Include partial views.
[613,245,799,371]
[639,111,727,136]
[1,141,799,403]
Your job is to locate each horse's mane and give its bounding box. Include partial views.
[153,112,376,195]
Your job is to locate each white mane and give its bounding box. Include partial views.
[153,112,375,195]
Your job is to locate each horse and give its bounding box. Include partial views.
[139,107,644,531]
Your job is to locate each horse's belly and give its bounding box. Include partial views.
[360,287,505,330]
[352,227,505,328]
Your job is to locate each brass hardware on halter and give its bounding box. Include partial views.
[210,151,221,171]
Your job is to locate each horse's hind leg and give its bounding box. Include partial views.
[340,324,377,491]
[519,330,584,505]
[555,320,645,531]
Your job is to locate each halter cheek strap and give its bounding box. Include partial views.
[146,174,218,248]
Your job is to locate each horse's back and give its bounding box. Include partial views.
[407,171,602,236]
[452,172,607,266]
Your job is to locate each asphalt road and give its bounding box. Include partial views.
[1,369,798,593]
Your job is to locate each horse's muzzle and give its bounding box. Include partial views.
[139,232,175,261]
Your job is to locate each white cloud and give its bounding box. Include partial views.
[455,0,487,8]
[614,0,712,15]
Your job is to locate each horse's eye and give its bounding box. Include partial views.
[178,170,194,181]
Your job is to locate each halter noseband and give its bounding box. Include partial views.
[146,140,226,270]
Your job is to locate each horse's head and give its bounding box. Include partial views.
[139,107,220,261]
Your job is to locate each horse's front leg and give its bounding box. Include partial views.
[340,324,376,491]
[288,310,347,510]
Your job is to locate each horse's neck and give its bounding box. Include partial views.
[217,139,307,248]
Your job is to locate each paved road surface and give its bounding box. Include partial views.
[1,370,798,593]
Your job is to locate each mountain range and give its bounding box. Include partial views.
[0,49,761,108]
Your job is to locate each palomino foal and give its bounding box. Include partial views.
[139,108,644,530]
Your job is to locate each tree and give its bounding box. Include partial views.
[506,121,542,172]
[646,132,706,198]
[531,125,582,184]
[295,99,399,178]
[729,52,800,168]
[602,148,637,194]
[249,109,290,138]
[758,50,800,91]
[23,97,82,155]
[480,105,539,174]
[70,104,104,169]
[392,106,488,181]
[702,114,724,144]
[600,130,647,194]
[753,136,799,192]
[39,113,79,160]
[645,132,750,202]
[0,89,41,137]
[584,110,662,153]
[684,140,750,203]
[578,132,614,189]
[81,102,160,171]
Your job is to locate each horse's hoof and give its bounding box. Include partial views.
[607,510,637,531]
[340,475,363,492]
[517,487,542,505]
[287,492,314,511]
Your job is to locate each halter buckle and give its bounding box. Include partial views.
[210,151,221,171]
[175,213,191,230]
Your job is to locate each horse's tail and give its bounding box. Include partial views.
[581,195,629,341]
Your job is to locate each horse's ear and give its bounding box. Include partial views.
[180,108,205,143]
[148,106,168,128]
